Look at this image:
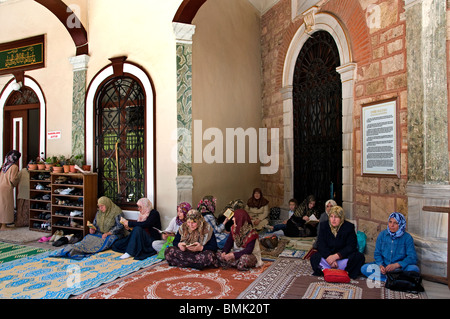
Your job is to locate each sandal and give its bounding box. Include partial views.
[38,236,51,243]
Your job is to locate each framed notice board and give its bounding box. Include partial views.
[361,98,400,177]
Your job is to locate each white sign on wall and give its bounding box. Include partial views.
[47,131,61,140]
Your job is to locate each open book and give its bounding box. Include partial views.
[153,227,170,234]
[306,214,319,224]
[223,208,234,219]
[87,220,96,231]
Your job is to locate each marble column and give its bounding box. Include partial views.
[69,54,90,160]
[405,0,449,278]
[173,22,196,205]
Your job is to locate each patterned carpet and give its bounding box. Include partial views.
[74,261,272,299]
[238,257,428,299]
[0,242,48,265]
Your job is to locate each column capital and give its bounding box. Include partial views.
[69,54,90,72]
[173,22,196,44]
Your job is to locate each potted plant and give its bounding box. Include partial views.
[37,158,45,170]
[70,154,83,173]
[44,156,55,170]
[28,160,38,170]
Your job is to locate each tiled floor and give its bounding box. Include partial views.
[423,280,450,299]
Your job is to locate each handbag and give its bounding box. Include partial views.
[323,268,351,283]
[385,271,424,293]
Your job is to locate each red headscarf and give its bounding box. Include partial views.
[231,209,259,248]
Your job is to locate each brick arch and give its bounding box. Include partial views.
[276,0,371,86]
[34,0,88,55]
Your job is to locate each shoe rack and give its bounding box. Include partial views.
[29,171,98,237]
[50,172,98,237]
[29,170,52,233]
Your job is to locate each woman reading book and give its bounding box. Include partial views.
[165,209,218,270]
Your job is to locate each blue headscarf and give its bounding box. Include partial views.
[387,212,406,239]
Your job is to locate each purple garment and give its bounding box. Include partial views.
[319,257,349,271]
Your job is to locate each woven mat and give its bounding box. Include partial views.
[0,242,48,264]
[74,260,272,299]
[0,249,160,299]
[238,257,428,299]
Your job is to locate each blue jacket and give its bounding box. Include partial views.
[374,229,417,269]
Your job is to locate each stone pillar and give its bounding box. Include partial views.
[173,22,196,205]
[69,54,90,159]
[405,0,449,278]
[281,85,294,219]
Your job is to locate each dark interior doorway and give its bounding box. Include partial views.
[293,30,342,209]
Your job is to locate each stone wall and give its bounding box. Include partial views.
[261,0,409,245]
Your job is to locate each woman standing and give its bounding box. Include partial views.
[217,209,263,271]
[245,188,270,232]
[113,198,161,260]
[310,206,365,279]
[165,209,218,270]
[0,150,21,231]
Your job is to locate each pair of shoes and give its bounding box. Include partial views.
[50,230,64,242]
[53,236,69,247]
[38,236,51,243]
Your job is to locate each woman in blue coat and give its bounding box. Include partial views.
[361,212,419,281]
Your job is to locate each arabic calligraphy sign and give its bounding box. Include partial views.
[0,35,45,75]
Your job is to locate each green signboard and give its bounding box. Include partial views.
[0,42,43,71]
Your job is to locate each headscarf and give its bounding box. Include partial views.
[387,212,406,239]
[329,206,345,237]
[136,198,152,222]
[179,209,213,246]
[231,209,259,248]
[324,199,337,215]
[96,196,123,234]
[197,195,216,215]
[176,202,191,226]
[1,150,21,173]
[246,188,269,209]
[294,195,319,219]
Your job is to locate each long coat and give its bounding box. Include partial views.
[0,165,20,224]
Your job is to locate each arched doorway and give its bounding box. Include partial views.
[293,30,342,207]
[3,87,41,168]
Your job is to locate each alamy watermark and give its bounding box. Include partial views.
[173,120,280,175]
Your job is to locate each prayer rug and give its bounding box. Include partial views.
[0,249,160,299]
[237,257,427,300]
[74,260,272,299]
[0,242,48,264]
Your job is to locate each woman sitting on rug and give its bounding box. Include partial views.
[152,201,191,253]
[245,188,270,232]
[165,209,218,270]
[217,209,263,271]
[313,199,337,249]
[285,195,320,237]
[53,196,126,259]
[112,198,161,260]
[361,212,419,281]
[310,206,365,279]
[198,195,230,249]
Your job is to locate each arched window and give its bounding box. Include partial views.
[95,76,146,209]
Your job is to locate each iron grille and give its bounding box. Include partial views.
[95,76,145,207]
[293,31,342,206]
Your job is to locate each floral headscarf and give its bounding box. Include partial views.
[387,212,406,239]
[232,209,259,248]
[197,195,216,215]
[176,202,191,226]
[179,209,213,245]
[1,150,21,173]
